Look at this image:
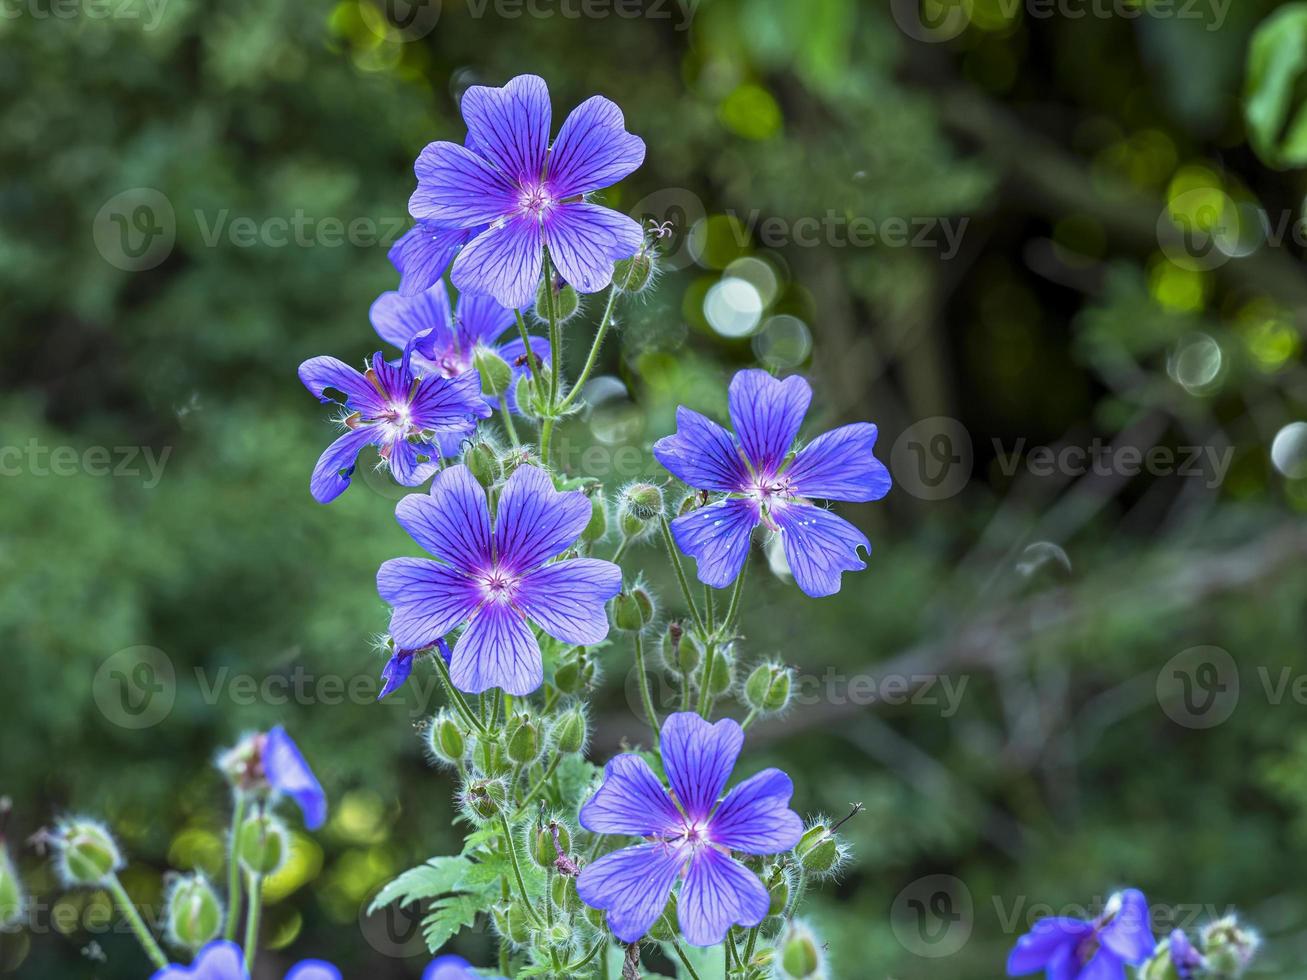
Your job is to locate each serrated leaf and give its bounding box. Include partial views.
[422,893,482,953]
[367,855,471,914]
[461,852,511,889]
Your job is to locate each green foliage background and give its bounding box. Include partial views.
[2,0,1307,976]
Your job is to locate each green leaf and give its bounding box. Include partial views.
[367,855,471,914]
[422,893,482,953]
[1244,3,1307,169]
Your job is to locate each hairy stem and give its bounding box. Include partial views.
[432,653,487,736]
[499,396,519,447]
[106,873,167,970]
[659,517,706,634]
[242,871,262,972]
[634,631,661,744]
[499,815,544,928]
[223,792,247,942]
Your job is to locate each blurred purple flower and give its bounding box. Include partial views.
[408,73,645,308]
[576,712,802,946]
[262,726,327,831]
[377,638,452,702]
[377,463,620,695]
[1169,929,1205,980]
[1006,890,1155,980]
[298,348,491,503]
[653,369,892,597]
[151,942,491,980]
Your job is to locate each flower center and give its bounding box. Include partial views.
[518,182,556,218]
[378,401,417,440]
[479,567,520,604]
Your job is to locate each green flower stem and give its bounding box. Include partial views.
[704,586,716,632]
[499,396,520,447]
[242,871,262,972]
[106,872,167,970]
[659,517,707,634]
[543,251,561,409]
[510,748,563,822]
[740,707,759,731]
[661,918,704,980]
[223,791,247,941]
[554,278,625,417]
[696,637,717,719]
[743,925,761,973]
[432,653,487,736]
[722,563,747,634]
[634,631,661,744]
[498,815,544,928]
[566,936,606,972]
[611,536,631,564]
[514,310,542,387]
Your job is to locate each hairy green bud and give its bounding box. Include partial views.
[506,715,543,765]
[703,646,735,698]
[551,873,577,913]
[56,819,123,888]
[1202,916,1260,977]
[473,346,513,397]
[236,813,288,876]
[582,490,609,543]
[536,277,580,322]
[551,707,588,755]
[613,586,655,631]
[530,823,571,868]
[744,662,793,714]
[617,483,664,540]
[465,440,501,488]
[794,823,846,878]
[613,252,655,292]
[660,622,700,674]
[165,874,224,953]
[778,921,823,979]
[461,778,506,823]
[427,710,467,767]
[0,845,25,928]
[766,865,792,916]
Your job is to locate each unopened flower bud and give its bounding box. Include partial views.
[473,347,513,397]
[538,921,571,948]
[551,707,588,755]
[427,710,467,767]
[613,587,655,631]
[236,813,288,876]
[471,732,512,776]
[583,899,606,932]
[1201,916,1260,977]
[744,662,793,714]
[613,252,655,292]
[778,921,823,979]
[493,902,532,946]
[766,865,792,916]
[551,874,577,912]
[676,492,700,517]
[506,715,543,765]
[794,822,847,878]
[661,622,700,674]
[582,491,608,543]
[0,845,25,928]
[55,819,123,888]
[530,822,571,868]
[513,375,543,420]
[465,440,501,488]
[618,483,664,540]
[554,652,596,696]
[461,779,506,823]
[702,646,735,698]
[536,277,579,322]
[165,874,224,953]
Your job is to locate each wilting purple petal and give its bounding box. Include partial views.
[151,940,248,980]
[451,217,543,309]
[377,558,481,651]
[576,844,684,944]
[493,464,592,572]
[543,202,643,295]
[395,466,492,571]
[652,406,750,493]
[263,726,327,831]
[453,290,517,350]
[772,502,869,598]
[786,423,892,503]
[389,221,473,297]
[707,769,803,854]
[285,962,341,980]
[378,650,414,701]
[548,95,646,198]
[1099,890,1155,964]
[459,74,551,186]
[677,848,769,947]
[660,713,743,822]
[410,142,517,225]
[728,370,811,474]
[515,558,620,645]
[371,281,453,351]
[299,356,386,416]
[309,425,376,504]
[1006,918,1093,974]
[578,754,684,837]
[668,498,759,589]
[450,602,542,696]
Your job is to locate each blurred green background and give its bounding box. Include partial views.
[4,0,1307,975]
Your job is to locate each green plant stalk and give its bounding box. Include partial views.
[743,924,761,971]
[723,562,747,634]
[554,277,626,417]
[243,871,262,972]
[106,873,168,970]
[659,517,707,634]
[566,936,606,971]
[499,396,520,447]
[661,918,704,980]
[510,750,563,821]
[543,251,561,409]
[696,637,717,719]
[514,310,542,388]
[432,653,488,735]
[634,631,661,743]
[499,815,544,928]
[223,791,247,941]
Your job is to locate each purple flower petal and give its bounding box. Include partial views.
[454,291,517,351]
[309,425,376,504]
[576,843,685,944]
[547,95,646,198]
[1045,943,1083,980]
[772,502,869,598]
[387,437,440,488]
[786,423,892,503]
[377,558,481,650]
[368,350,412,404]
[410,142,518,225]
[423,957,484,980]
[377,650,414,701]
[285,962,341,980]
[151,940,248,980]
[668,498,759,589]
[370,281,453,351]
[707,769,803,854]
[409,370,493,430]
[449,601,542,695]
[299,356,385,416]
[677,848,769,947]
[395,465,492,571]
[1078,950,1129,980]
[389,221,474,297]
[728,370,811,474]
[493,464,592,572]
[1006,918,1092,974]
[459,74,551,186]
[543,202,643,295]
[515,557,621,645]
[578,754,684,837]
[660,712,743,823]
[1099,890,1154,964]
[264,725,327,831]
[451,217,543,309]
[652,406,750,493]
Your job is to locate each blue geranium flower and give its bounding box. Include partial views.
[151,942,492,979]
[576,712,802,947]
[262,726,327,831]
[1006,890,1155,980]
[377,637,451,702]
[653,369,892,597]
[407,73,645,308]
